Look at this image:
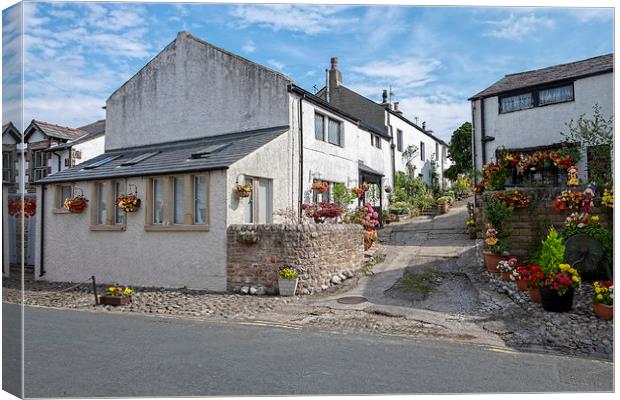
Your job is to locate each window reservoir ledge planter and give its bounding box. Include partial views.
[540,286,574,312]
[99,295,131,306]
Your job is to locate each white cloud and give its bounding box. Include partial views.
[229,5,358,35]
[485,13,555,41]
[241,39,255,53]
[570,8,613,23]
[398,95,470,142]
[267,59,285,71]
[350,58,440,88]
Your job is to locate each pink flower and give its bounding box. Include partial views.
[508,258,517,266]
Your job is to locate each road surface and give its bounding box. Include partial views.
[2,304,613,397]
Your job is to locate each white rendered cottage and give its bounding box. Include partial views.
[34,32,393,290]
[469,53,613,183]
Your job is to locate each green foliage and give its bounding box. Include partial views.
[362,254,386,275]
[445,122,473,181]
[484,197,512,232]
[561,103,613,187]
[332,183,356,208]
[538,227,565,274]
[401,145,419,177]
[564,225,613,264]
[487,168,507,191]
[391,172,435,211]
[429,155,440,195]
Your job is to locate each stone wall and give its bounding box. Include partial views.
[227,224,364,294]
[477,187,612,259]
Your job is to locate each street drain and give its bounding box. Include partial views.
[337,296,368,304]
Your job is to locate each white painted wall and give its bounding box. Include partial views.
[227,132,295,224]
[473,73,613,180]
[2,185,9,277]
[390,114,440,186]
[105,32,291,151]
[36,171,229,291]
[297,95,393,208]
[75,135,105,164]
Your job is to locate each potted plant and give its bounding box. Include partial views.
[541,264,581,312]
[100,286,133,306]
[115,192,141,213]
[523,264,545,302]
[352,183,369,199]
[364,229,377,250]
[482,197,513,272]
[237,230,259,245]
[64,194,88,213]
[497,258,517,282]
[538,228,581,312]
[513,265,529,291]
[278,266,298,296]
[592,281,613,320]
[436,196,450,214]
[235,182,253,198]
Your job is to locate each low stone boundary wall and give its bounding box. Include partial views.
[476,187,612,259]
[227,224,364,294]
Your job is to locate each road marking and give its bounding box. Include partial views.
[238,320,302,330]
[485,346,517,355]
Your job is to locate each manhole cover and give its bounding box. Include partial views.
[337,296,368,304]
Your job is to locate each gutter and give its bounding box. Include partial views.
[39,185,45,277]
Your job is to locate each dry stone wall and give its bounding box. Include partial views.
[227,224,364,294]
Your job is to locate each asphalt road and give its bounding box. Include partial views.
[2,304,614,397]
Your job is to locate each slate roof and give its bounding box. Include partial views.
[45,120,106,151]
[2,122,21,141]
[470,53,613,100]
[36,125,289,184]
[26,120,88,141]
[358,161,384,177]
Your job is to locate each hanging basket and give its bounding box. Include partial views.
[64,195,88,214]
[235,183,253,198]
[311,180,329,193]
[115,193,141,213]
[8,198,36,218]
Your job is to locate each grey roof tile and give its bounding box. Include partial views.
[470,53,613,99]
[37,125,289,184]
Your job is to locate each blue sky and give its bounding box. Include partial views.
[2,2,614,141]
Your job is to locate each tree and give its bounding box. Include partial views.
[561,104,614,187]
[401,144,419,177]
[444,122,472,181]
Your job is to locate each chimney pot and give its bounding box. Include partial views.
[422,121,426,130]
[393,102,399,111]
[382,89,388,104]
[330,57,338,70]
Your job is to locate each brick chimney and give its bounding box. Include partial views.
[326,57,342,103]
[381,89,389,105]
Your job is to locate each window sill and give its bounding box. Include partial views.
[89,225,126,231]
[52,208,71,214]
[144,224,210,232]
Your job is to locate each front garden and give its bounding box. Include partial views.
[471,137,614,324]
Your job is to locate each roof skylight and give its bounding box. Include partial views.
[82,155,122,169]
[120,152,159,166]
[190,142,231,159]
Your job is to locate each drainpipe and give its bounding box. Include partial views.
[471,101,477,182]
[298,95,304,219]
[480,98,487,165]
[39,185,45,277]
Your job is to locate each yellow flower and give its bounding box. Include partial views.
[569,268,577,275]
[592,216,600,222]
[485,237,498,246]
[559,264,570,271]
[123,288,133,296]
[572,276,579,282]
[597,294,604,301]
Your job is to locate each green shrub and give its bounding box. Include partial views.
[539,227,565,274]
[332,183,357,208]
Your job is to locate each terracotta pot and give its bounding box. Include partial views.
[516,280,528,291]
[528,287,541,303]
[501,271,512,282]
[593,303,613,321]
[483,251,509,273]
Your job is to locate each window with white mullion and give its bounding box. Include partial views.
[152,177,164,224]
[193,175,207,225]
[96,182,108,225]
[173,176,185,224]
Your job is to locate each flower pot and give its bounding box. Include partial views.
[501,271,512,282]
[516,280,528,291]
[99,295,131,306]
[483,251,508,273]
[540,286,574,312]
[278,278,298,296]
[593,303,613,320]
[528,287,541,303]
[437,203,448,214]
